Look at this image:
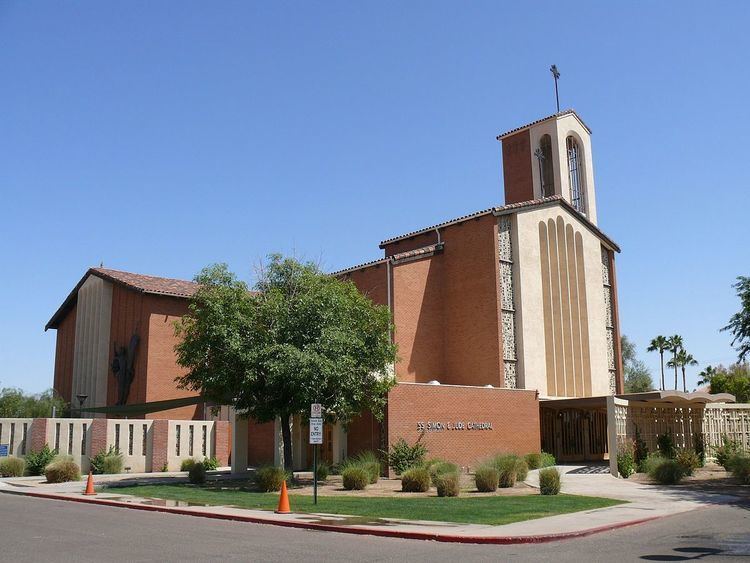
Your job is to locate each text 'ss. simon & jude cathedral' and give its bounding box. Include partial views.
[47,110,624,469]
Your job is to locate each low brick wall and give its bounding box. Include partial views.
[387,383,541,469]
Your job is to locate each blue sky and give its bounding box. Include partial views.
[1,2,748,394]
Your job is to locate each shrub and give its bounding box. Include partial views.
[716,435,743,469]
[180,458,200,471]
[474,465,499,492]
[255,465,288,492]
[188,463,207,485]
[540,451,556,468]
[45,459,81,483]
[428,461,459,486]
[0,456,25,477]
[385,438,427,475]
[24,444,57,476]
[693,433,706,467]
[649,458,684,485]
[342,466,369,490]
[203,457,219,471]
[401,467,430,492]
[638,452,665,474]
[524,452,542,470]
[491,454,527,487]
[617,445,636,479]
[315,462,329,481]
[656,431,676,459]
[539,467,561,495]
[675,449,701,477]
[353,451,381,484]
[435,472,460,497]
[729,454,750,485]
[90,446,124,475]
[633,426,649,466]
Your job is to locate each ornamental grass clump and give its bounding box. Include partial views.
[315,462,329,481]
[524,452,542,470]
[255,466,288,492]
[474,464,499,492]
[648,458,685,485]
[539,467,561,495]
[353,451,381,484]
[90,446,124,475]
[342,466,369,490]
[428,460,459,486]
[715,435,743,470]
[435,472,460,497]
[0,456,25,477]
[400,466,431,492]
[180,458,200,471]
[492,454,527,487]
[638,452,665,475]
[45,458,81,483]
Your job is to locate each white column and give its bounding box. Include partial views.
[230,408,248,475]
[606,395,619,477]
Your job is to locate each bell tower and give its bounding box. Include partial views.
[497,110,598,225]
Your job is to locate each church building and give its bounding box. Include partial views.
[47,110,622,470]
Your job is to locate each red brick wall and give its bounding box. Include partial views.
[213,420,230,466]
[247,419,276,466]
[151,419,170,472]
[386,383,540,469]
[53,305,77,404]
[143,294,201,420]
[341,263,388,306]
[108,285,150,408]
[501,129,534,205]
[382,230,441,257]
[346,411,382,457]
[29,418,49,452]
[392,257,444,382]
[89,418,108,457]
[439,214,503,386]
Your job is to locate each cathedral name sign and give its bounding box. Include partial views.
[417,421,493,432]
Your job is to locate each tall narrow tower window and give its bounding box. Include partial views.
[566,136,586,214]
[538,135,555,197]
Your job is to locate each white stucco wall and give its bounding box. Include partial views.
[512,203,614,397]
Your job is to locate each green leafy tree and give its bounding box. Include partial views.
[0,388,68,418]
[175,257,397,470]
[666,335,684,390]
[722,276,750,363]
[647,335,670,391]
[622,336,654,393]
[666,348,698,392]
[697,363,750,402]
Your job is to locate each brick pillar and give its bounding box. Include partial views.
[151,419,170,472]
[89,419,108,457]
[29,418,49,452]
[213,421,230,467]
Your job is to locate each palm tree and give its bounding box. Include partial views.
[647,335,670,390]
[697,365,717,388]
[676,349,698,391]
[666,334,684,390]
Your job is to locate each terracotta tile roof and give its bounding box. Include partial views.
[330,257,389,277]
[495,109,591,140]
[392,242,444,262]
[45,267,199,330]
[90,267,199,298]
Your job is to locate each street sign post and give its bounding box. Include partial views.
[309,405,323,504]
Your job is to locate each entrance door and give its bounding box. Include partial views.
[540,407,608,462]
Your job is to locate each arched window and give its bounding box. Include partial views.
[536,135,555,197]
[566,136,586,214]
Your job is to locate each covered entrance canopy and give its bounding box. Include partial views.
[540,391,736,464]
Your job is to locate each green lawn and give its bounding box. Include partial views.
[112,484,624,526]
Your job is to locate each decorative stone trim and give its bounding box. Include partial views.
[602,247,616,394]
[499,216,517,388]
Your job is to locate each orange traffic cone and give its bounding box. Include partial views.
[83,470,96,496]
[274,480,291,514]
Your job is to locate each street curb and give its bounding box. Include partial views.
[0,488,669,545]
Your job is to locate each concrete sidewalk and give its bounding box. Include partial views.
[0,466,739,544]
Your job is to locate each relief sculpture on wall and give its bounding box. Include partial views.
[112,333,139,405]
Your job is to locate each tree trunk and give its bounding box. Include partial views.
[660,352,665,391]
[673,353,678,390]
[682,366,687,392]
[281,413,293,471]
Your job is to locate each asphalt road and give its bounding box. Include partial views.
[0,494,748,562]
